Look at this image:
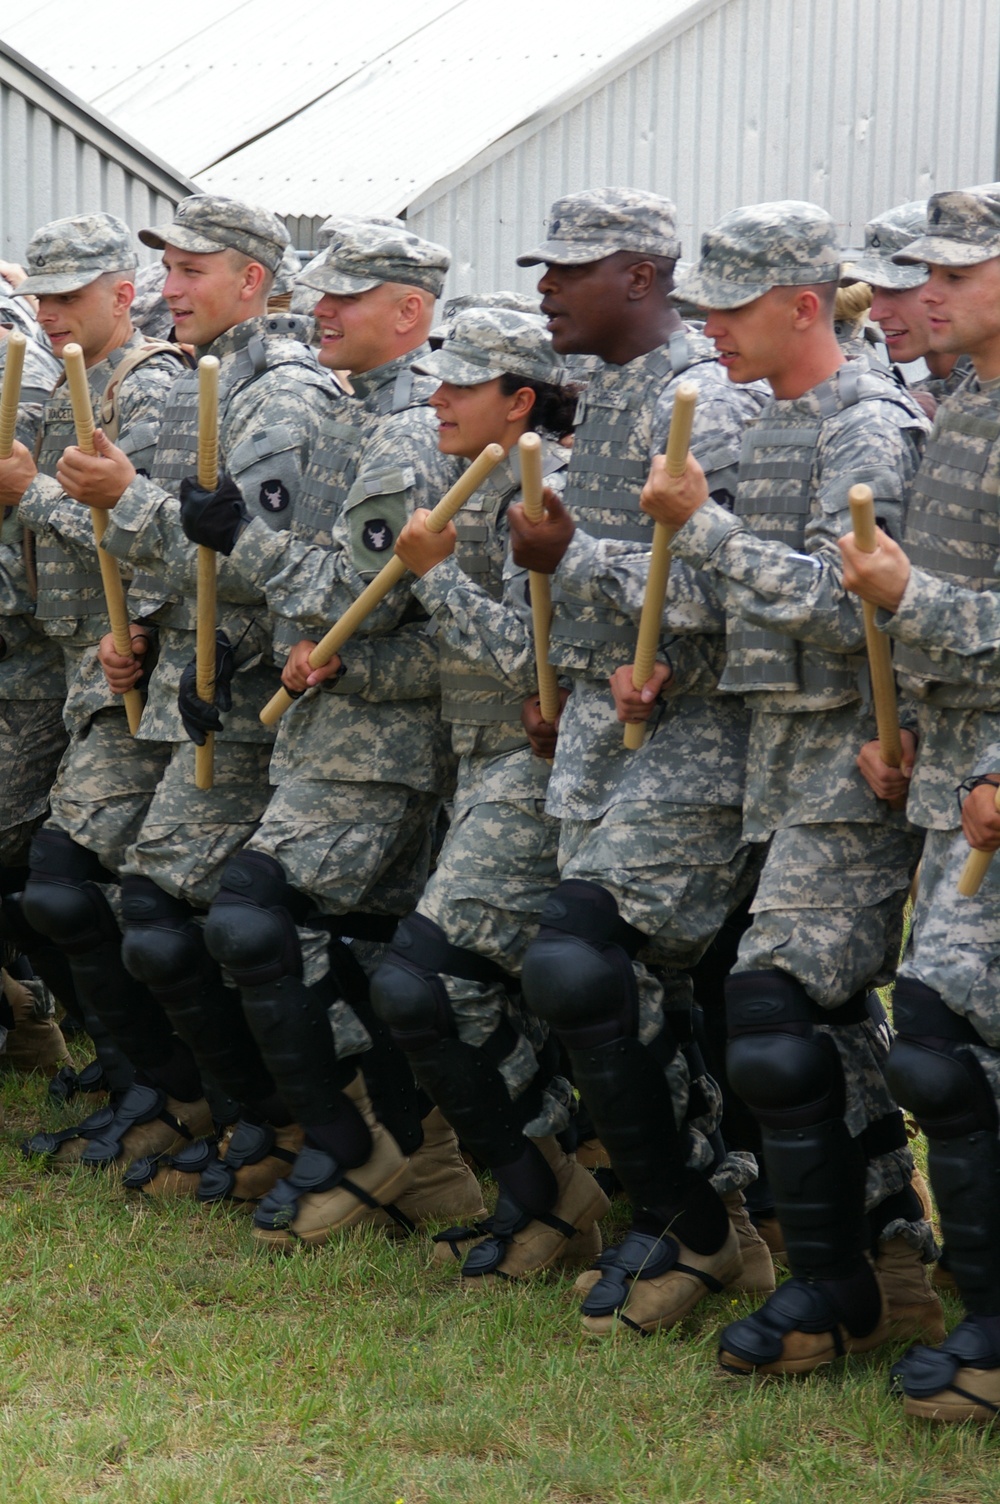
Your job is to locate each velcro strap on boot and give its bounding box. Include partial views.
[22,1102,117,1159]
[892,1319,1000,1407]
[79,1084,191,1166]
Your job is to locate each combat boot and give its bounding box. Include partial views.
[383,1107,487,1240]
[77,1083,215,1169]
[892,1319,1000,1423]
[252,1072,411,1250]
[722,1191,776,1295]
[579,1221,743,1337]
[0,969,70,1076]
[876,1235,947,1345]
[460,1135,609,1284]
[126,1120,305,1205]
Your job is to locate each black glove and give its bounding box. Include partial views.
[177,629,235,745]
[179,472,250,554]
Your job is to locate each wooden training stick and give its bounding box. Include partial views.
[0,329,26,458]
[958,789,1000,897]
[623,381,698,750]
[194,356,220,790]
[260,442,506,726]
[848,484,903,768]
[63,343,144,736]
[518,432,561,728]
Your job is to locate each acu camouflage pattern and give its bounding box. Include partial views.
[0,700,67,864]
[893,184,1000,268]
[227,346,459,793]
[913,353,973,405]
[101,314,334,745]
[16,212,137,297]
[139,194,288,274]
[516,187,682,267]
[673,200,841,310]
[413,306,562,387]
[297,222,450,298]
[844,200,929,291]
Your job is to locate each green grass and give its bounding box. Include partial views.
[0,1065,996,1504]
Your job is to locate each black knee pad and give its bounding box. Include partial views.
[120,876,212,1006]
[22,831,120,955]
[887,979,998,1139]
[370,915,458,1049]
[725,969,845,1130]
[521,880,644,1047]
[203,851,303,986]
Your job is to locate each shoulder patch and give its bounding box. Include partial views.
[259,479,291,513]
[361,517,395,554]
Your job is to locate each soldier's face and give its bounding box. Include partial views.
[536,257,633,358]
[162,246,250,346]
[36,275,129,365]
[430,378,529,460]
[919,259,1000,375]
[703,290,788,388]
[313,284,408,374]
[869,284,933,364]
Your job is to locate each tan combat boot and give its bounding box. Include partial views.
[384,1107,487,1239]
[22,1083,214,1171]
[252,1072,411,1250]
[722,1191,777,1295]
[1,969,70,1076]
[876,1234,947,1345]
[580,1222,743,1337]
[893,1318,1000,1423]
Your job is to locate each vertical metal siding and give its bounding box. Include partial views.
[410,0,1000,301]
[1,76,181,262]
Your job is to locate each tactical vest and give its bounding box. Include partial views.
[289,358,431,549]
[438,439,568,747]
[894,390,1000,709]
[721,363,922,704]
[549,331,717,679]
[130,317,324,628]
[33,337,184,627]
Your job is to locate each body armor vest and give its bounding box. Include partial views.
[130,316,324,627]
[438,440,568,750]
[550,330,716,678]
[721,363,921,704]
[894,389,1000,709]
[33,338,184,627]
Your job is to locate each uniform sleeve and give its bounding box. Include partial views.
[554,522,726,632]
[883,566,1000,671]
[673,404,924,654]
[325,620,441,701]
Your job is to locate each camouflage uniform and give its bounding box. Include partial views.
[879,188,1000,1414]
[669,201,934,1374]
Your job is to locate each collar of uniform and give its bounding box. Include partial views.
[351,343,432,402]
[104,328,148,369]
[199,313,301,364]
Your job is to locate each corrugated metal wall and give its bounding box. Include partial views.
[0,48,192,263]
[409,0,1000,299]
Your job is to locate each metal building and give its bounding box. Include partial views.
[0,40,196,264]
[6,0,1000,298]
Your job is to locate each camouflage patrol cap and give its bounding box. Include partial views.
[673,200,842,310]
[16,213,138,296]
[139,194,288,273]
[442,290,541,320]
[893,185,1000,267]
[412,307,563,386]
[297,222,450,297]
[843,201,929,289]
[517,188,681,266]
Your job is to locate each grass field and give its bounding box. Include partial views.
[1,1063,996,1504]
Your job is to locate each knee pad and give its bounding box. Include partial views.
[203,851,303,987]
[521,880,643,1047]
[887,979,998,1139]
[725,969,845,1130]
[370,914,471,1049]
[120,876,213,1006]
[21,831,119,955]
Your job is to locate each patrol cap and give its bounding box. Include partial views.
[139,194,288,274]
[673,200,842,310]
[893,185,1000,267]
[843,201,929,289]
[412,307,564,386]
[442,290,541,320]
[517,188,681,266]
[297,222,450,297]
[16,213,138,296]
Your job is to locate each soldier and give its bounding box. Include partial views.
[641,200,940,1376]
[501,188,771,1336]
[180,223,484,1248]
[840,184,1000,1422]
[845,200,972,412]
[368,307,609,1278]
[19,196,335,1179]
[0,213,185,1099]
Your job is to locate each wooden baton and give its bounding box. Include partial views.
[63,343,144,736]
[0,329,27,458]
[958,788,1000,897]
[518,432,561,728]
[623,380,698,750]
[848,484,903,768]
[194,356,220,790]
[259,441,506,726]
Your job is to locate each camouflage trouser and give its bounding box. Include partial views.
[559,800,758,1190]
[122,740,273,909]
[418,790,571,1137]
[46,707,170,920]
[246,778,439,1058]
[735,820,931,1251]
[901,823,1000,1140]
[0,699,67,867]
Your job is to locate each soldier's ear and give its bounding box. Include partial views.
[625,259,657,301]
